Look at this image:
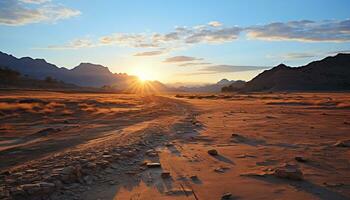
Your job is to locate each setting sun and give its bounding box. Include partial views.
[132,67,156,82]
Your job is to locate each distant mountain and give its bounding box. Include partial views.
[0,51,139,88]
[0,67,79,90]
[178,79,245,93]
[223,53,350,92]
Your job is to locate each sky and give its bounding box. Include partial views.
[0,0,350,84]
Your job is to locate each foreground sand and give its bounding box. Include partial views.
[1,91,350,200]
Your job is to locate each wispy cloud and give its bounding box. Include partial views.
[41,39,93,50]
[133,50,165,56]
[177,65,267,76]
[200,65,268,73]
[178,62,212,67]
[208,21,222,27]
[42,18,350,51]
[327,49,350,54]
[246,19,350,42]
[163,56,203,63]
[282,52,317,59]
[0,0,80,26]
[20,0,50,4]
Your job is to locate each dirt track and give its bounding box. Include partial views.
[1,91,350,200]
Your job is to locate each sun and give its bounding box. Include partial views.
[133,68,154,82]
[137,73,149,82]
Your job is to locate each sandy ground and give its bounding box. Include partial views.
[1,91,350,200]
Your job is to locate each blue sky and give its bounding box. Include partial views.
[1,0,350,83]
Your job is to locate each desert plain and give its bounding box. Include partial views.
[0,90,350,200]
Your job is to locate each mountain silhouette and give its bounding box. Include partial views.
[0,51,137,88]
[224,54,350,92]
[179,79,244,93]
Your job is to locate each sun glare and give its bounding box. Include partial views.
[133,67,155,82]
[137,73,149,82]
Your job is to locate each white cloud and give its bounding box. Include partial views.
[0,0,80,26]
[134,50,165,56]
[43,39,93,50]
[163,56,203,63]
[208,21,222,27]
[42,19,350,51]
[246,19,350,42]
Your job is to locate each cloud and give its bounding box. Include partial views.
[20,0,50,4]
[163,56,203,63]
[282,52,317,59]
[184,27,241,44]
[327,49,350,54]
[208,21,222,27]
[43,39,93,50]
[43,18,350,50]
[134,50,164,56]
[246,19,350,42]
[178,62,212,67]
[200,65,268,73]
[176,65,267,76]
[96,21,242,50]
[0,0,80,26]
[99,33,159,48]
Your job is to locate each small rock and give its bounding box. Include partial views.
[21,183,41,194]
[334,139,350,147]
[146,163,161,168]
[273,164,303,180]
[102,155,112,159]
[222,192,232,200]
[295,156,307,162]
[231,133,241,137]
[214,168,224,173]
[161,172,171,178]
[324,182,344,187]
[208,149,218,156]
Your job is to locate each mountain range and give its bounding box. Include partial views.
[0,51,141,89]
[1,51,349,92]
[0,51,172,92]
[223,53,350,92]
[178,79,245,93]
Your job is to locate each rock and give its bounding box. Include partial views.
[165,142,174,147]
[59,165,82,183]
[165,188,192,196]
[324,182,344,187]
[21,183,41,194]
[85,162,97,169]
[146,150,158,157]
[146,163,161,168]
[222,192,232,199]
[102,155,112,159]
[25,169,37,173]
[208,149,218,156]
[295,156,307,162]
[38,182,55,193]
[231,133,241,137]
[273,164,303,180]
[161,172,171,178]
[214,168,225,173]
[334,139,350,147]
